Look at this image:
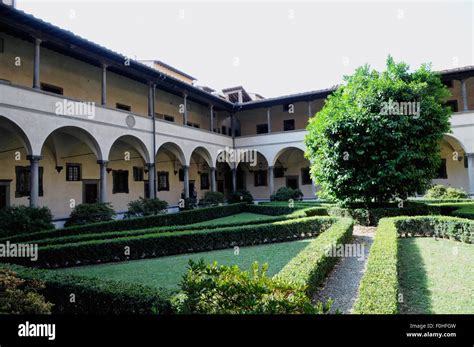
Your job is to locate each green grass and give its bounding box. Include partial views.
[54,238,313,291]
[398,237,474,314]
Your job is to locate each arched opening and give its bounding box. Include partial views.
[433,135,469,192]
[272,147,314,199]
[155,142,186,206]
[236,150,269,200]
[40,126,102,218]
[189,147,213,200]
[0,116,33,209]
[108,135,151,211]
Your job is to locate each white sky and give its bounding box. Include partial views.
[16,0,474,98]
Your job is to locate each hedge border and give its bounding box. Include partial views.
[6,216,338,268]
[277,218,353,295]
[1,263,171,314]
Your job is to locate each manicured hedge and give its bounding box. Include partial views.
[451,205,474,220]
[328,202,439,226]
[244,204,297,215]
[33,213,305,247]
[425,202,474,218]
[278,218,353,295]
[1,203,246,244]
[1,264,171,314]
[410,199,472,204]
[7,216,338,268]
[352,218,398,314]
[393,216,474,243]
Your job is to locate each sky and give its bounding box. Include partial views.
[16,0,474,98]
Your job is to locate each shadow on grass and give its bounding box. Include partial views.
[397,238,433,314]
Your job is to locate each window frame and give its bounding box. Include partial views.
[66,163,82,182]
[157,171,170,191]
[112,170,129,194]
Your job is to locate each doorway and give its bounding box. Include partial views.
[0,180,11,209]
[286,176,299,190]
[83,180,99,204]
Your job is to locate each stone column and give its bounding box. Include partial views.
[268,166,274,197]
[209,104,214,132]
[33,39,41,89]
[183,94,188,126]
[308,101,313,117]
[148,82,154,117]
[147,163,156,199]
[28,155,41,207]
[461,79,469,111]
[467,154,474,196]
[97,160,108,203]
[210,167,217,192]
[231,168,237,192]
[266,107,272,133]
[101,64,107,106]
[183,165,190,198]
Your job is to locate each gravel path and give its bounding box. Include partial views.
[313,225,375,313]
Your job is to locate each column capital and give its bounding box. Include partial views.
[27,155,42,161]
[209,166,216,171]
[101,63,108,69]
[97,160,109,165]
[146,162,155,168]
[182,165,189,169]
[268,165,274,169]
[34,38,42,45]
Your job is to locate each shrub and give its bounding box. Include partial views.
[179,197,197,211]
[8,216,337,268]
[327,202,439,226]
[126,197,168,218]
[352,219,398,314]
[0,268,52,314]
[65,203,115,227]
[278,218,353,295]
[270,187,303,202]
[393,216,474,243]
[171,259,332,314]
[4,204,246,244]
[2,264,170,314]
[228,190,253,204]
[200,191,225,206]
[0,206,53,238]
[425,185,468,200]
[305,57,451,204]
[245,204,295,216]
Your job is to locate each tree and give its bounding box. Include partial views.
[305,57,451,205]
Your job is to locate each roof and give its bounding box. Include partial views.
[140,59,197,81]
[438,65,474,80]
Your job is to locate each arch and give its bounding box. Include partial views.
[271,146,306,167]
[0,116,33,156]
[108,135,150,163]
[40,126,103,160]
[442,134,467,154]
[156,142,186,166]
[190,146,213,168]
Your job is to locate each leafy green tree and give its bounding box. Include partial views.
[305,57,451,204]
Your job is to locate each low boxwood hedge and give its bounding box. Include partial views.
[6,216,338,268]
[327,202,439,226]
[278,218,353,295]
[352,218,399,314]
[1,203,246,244]
[1,263,171,314]
[451,205,474,220]
[393,216,474,243]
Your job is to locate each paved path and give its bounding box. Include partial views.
[313,225,375,313]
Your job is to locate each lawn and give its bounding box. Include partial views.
[54,238,313,291]
[398,237,474,314]
[190,212,278,227]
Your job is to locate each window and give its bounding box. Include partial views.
[256,124,268,134]
[254,170,267,187]
[133,167,144,181]
[40,83,63,95]
[15,166,43,197]
[179,169,184,182]
[187,122,200,128]
[283,103,293,112]
[445,100,458,113]
[200,173,210,190]
[436,159,448,179]
[286,177,299,190]
[66,163,81,181]
[112,170,129,193]
[0,38,4,53]
[164,115,174,122]
[465,156,469,169]
[221,126,227,135]
[157,171,169,191]
[273,167,284,178]
[301,168,312,185]
[116,103,131,112]
[283,119,295,131]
